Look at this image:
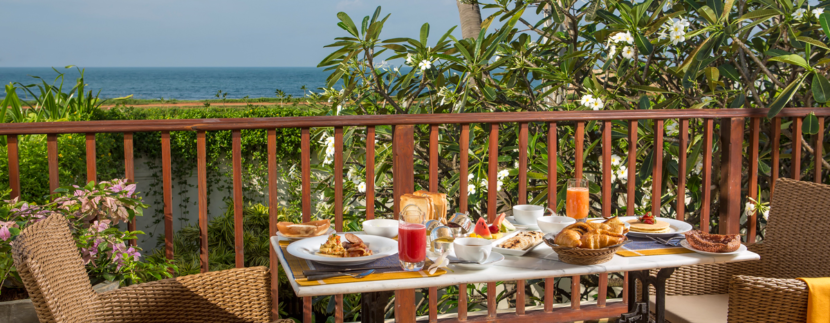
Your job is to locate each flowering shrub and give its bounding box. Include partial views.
[0,180,176,296]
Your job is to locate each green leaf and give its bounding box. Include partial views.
[803,112,819,135]
[635,31,653,54]
[482,86,496,101]
[812,72,830,103]
[718,64,740,82]
[683,59,703,89]
[729,94,746,108]
[821,13,830,39]
[585,0,601,21]
[420,23,430,46]
[336,12,359,37]
[767,54,809,69]
[705,67,719,91]
[722,0,735,21]
[630,85,674,94]
[767,75,806,118]
[737,9,779,22]
[706,0,724,18]
[796,36,830,50]
[639,96,651,109]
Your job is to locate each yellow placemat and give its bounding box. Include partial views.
[615,236,695,257]
[279,241,446,286]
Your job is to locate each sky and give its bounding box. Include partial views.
[0,0,536,67]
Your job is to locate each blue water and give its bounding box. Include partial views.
[0,67,334,100]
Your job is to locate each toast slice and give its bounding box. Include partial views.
[400,193,433,223]
[414,190,448,224]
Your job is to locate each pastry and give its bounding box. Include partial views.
[684,230,741,253]
[277,219,331,237]
[554,222,626,250]
[414,190,448,224]
[497,231,544,250]
[400,194,434,222]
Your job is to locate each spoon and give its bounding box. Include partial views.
[306,269,375,281]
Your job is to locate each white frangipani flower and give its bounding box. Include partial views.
[663,0,674,11]
[428,250,451,275]
[813,8,824,19]
[467,173,475,181]
[419,60,432,71]
[622,46,635,59]
[325,145,335,157]
[467,184,476,195]
[670,32,685,45]
[357,182,367,193]
[589,98,605,110]
[666,122,678,135]
[406,53,414,64]
[497,180,503,191]
[794,8,807,19]
[701,96,715,105]
[497,169,510,180]
[608,44,617,56]
[610,154,622,166]
[580,94,595,107]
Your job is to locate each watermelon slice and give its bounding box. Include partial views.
[493,213,506,229]
[473,217,492,239]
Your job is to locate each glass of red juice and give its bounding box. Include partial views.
[398,205,426,271]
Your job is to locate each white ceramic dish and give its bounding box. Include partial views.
[490,230,545,256]
[362,219,399,238]
[286,234,398,265]
[453,252,504,270]
[513,205,555,225]
[277,228,335,241]
[506,216,539,230]
[679,240,746,256]
[537,216,576,234]
[615,216,693,238]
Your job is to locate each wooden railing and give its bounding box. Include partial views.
[3,107,828,322]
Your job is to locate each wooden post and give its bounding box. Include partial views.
[718,118,743,235]
[392,125,415,216]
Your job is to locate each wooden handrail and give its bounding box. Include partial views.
[1,108,828,134]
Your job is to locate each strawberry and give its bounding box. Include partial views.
[488,224,499,234]
[639,212,655,224]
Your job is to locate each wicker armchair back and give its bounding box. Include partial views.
[11,214,99,323]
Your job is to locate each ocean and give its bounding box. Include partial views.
[0,67,333,100]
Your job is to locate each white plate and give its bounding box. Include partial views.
[587,218,631,233]
[453,252,504,270]
[491,231,545,256]
[679,240,747,256]
[506,216,539,230]
[286,234,398,265]
[277,228,336,241]
[616,216,693,238]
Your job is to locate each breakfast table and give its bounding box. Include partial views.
[271,232,760,323]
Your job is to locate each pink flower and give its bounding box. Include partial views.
[82,238,104,264]
[126,247,140,261]
[124,184,137,197]
[0,226,10,241]
[91,220,111,232]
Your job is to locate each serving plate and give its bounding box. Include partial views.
[490,230,545,256]
[277,228,336,241]
[286,234,398,265]
[614,216,693,238]
[679,240,746,256]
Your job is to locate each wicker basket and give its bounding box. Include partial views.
[542,233,630,265]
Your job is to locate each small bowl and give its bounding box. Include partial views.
[362,219,398,238]
[536,216,576,234]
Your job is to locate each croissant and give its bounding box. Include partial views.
[555,222,626,250]
[554,229,583,248]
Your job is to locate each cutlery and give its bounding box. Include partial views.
[306,269,375,281]
[303,265,399,275]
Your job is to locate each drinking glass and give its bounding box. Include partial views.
[566,178,590,222]
[398,205,426,271]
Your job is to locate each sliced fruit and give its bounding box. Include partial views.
[488,224,499,234]
[493,212,507,229]
[499,220,516,232]
[474,217,492,239]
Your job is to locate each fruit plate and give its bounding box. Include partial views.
[277,228,336,241]
[490,230,545,256]
[614,216,693,238]
[679,240,747,256]
[506,216,539,230]
[286,234,398,265]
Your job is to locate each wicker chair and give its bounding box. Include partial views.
[11,213,274,323]
[650,178,830,323]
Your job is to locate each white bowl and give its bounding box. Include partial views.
[362,219,399,238]
[536,216,576,234]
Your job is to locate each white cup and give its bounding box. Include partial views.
[536,215,576,234]
[453,238,492,264]
[513,205,555,225]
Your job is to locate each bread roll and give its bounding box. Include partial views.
[414,190,448,224]
[277,219,330,237]
[400,194,433,223]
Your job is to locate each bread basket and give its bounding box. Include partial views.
[542,233,630,265]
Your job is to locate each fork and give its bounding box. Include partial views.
[306,269,375,281]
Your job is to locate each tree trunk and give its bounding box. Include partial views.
[457,1,483,39]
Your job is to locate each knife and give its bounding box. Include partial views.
[306,269,375,281]
[303,265,400,276]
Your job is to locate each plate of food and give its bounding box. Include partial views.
[679,230,746,255]
[492,230,546,256]
[586,217,630,235]
[277,219,334,240]
[618,214,693,238]
[286,233,398,265]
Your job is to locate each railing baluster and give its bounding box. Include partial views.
[301,128,311,222]
[516,280,526,315]
[771,117,781,194]
[815,117,825,184]
[575,122,585,179]
[303,296,312,323]
[335,294,344,323]
[548,122,557,210]
[430,124,439,192]
[519,122,528,204]
[488,123,498,222]
[334,127,344,232]
[197,131,209,273]
[7,135,20,199]
[47,134,59,192]
[677,120,689,221]
[267,129,280,319]
[124,132,136,246]
[86,133,96,183]
[232,130,244,268]
[395,289,416,323]
[458,283,468,321]
[653,120,664,217]
[748,118,760,243]
[460,124,470,213]
[598,271,608,308]
[487,282,497,318]
[366,126,375,219]
[627,121,637,215]
[429,287,438,322]
[701,119,714,233]
[161,131,173,262]
[602,121,611,218]
[544,278,554,312]
[571,275,580,310]
[792,117,803,179]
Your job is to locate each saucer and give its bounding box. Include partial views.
[450,252,504,270]
[507,216,539,230]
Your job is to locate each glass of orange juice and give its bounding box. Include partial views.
[566,178,590,222]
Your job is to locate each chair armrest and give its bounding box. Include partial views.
[94,266,271,323]
[727,275,807,323]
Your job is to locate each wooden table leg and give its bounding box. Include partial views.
[619,267,676,323]
[362,291,393,323]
